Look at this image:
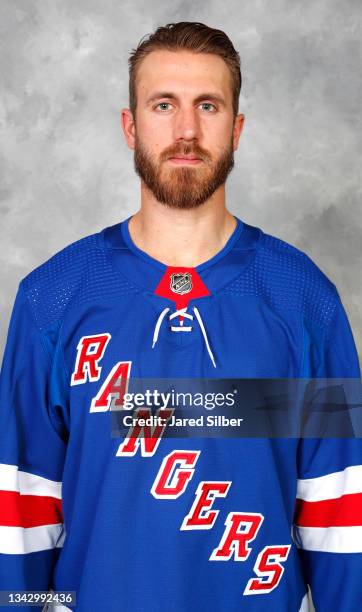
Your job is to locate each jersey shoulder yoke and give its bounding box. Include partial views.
[20,229,138,332]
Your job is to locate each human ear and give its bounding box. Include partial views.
[232,113,245,151]
[120,108,136,150]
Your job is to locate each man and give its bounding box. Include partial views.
[0,21,361,612]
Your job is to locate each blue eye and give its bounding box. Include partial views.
[155,101,217,112]
[200,103,216,112]
[157,102,171,110]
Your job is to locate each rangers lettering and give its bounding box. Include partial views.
[181,481,231,530]
[151,450,200,498]
[116,408,173,457]
[71,333,111,385]
[90,361,131,412]
[209,512,264,561]
[243,545,291,595]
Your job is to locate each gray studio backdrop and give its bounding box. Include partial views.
[0,3,360,610]
[1,0,361,367]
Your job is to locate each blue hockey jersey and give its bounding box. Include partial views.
[0,215,361,611]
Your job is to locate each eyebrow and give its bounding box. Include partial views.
[146,91,227,107]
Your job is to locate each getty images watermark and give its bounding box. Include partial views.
[104,378,362,439]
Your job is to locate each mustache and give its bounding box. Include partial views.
[161,145,210,162]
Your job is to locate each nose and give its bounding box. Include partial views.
[173,106,200,142]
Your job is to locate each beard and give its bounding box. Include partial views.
[133,134,235,210]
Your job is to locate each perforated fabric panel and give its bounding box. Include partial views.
[22,232,140,332]
[224,233,338,329]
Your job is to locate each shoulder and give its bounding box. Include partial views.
[258,229,333,285]
[258,229,331,275]
[231,225,340,329]
[19,227,135,331]
[258,230,339,327]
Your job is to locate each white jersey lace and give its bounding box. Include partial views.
[152,306,216,368]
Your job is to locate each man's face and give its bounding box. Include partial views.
[130,50,241,209]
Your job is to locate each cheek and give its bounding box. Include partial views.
[202,116,233,140]
[137,120,171,152]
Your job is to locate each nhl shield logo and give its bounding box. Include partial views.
[170,272,193,295]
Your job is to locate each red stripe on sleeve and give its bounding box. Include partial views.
[294,492,362,527]
[0,490,63,528]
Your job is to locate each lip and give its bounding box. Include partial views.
[168,157,202,165]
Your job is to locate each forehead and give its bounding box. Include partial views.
[136,50,232,100]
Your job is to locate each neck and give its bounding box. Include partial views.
[128,186,237,268]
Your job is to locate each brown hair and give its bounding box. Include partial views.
[128,22,242,120]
